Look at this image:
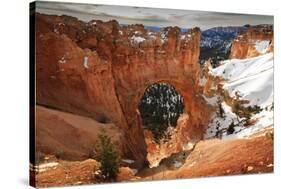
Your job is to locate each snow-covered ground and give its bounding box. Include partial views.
[204,102,242,139]
[211,53,273,108]
[205,53,273,139]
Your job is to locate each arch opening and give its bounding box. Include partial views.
[138,83,185,143]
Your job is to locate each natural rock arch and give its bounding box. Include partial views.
[35,14,213,169]
[113,75,210,167]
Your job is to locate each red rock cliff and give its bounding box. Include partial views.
[230,25,273,59]
[35,13,212,168]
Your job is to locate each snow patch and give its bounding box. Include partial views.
[130,35,146,43]
[181,34,192,42]
[58,56,66,64]
[160,32,168,43]
[83,56,89,69]
[255,40,270,54]
[122,159,135,164]
[202,95,219,106]
[148,32,157,40]
[33,162,59,173]
[199,77,207,86]
[173,161,183,168]
[204,102,243,139]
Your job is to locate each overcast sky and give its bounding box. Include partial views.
[36,1,273,30]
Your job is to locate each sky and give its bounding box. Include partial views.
[36,1,273,30]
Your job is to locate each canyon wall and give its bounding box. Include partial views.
[35,13,212,168]
[230,25,273,59]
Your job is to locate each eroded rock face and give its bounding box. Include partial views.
[145,113,201,167]
[35,13,212,168]
[230,25,273,59]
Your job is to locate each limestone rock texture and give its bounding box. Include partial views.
[35,13,213,168]
[230,25,273,59]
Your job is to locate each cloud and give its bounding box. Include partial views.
[36,1,273,30]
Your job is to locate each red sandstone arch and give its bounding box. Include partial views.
[127,80,196,166]
[111,61,211,167]
[35,14,213,169]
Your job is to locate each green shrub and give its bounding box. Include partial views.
[232,100,262,125]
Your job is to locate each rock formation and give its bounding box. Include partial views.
[230,25,273,59]
[35,13,213,168]
[145,113,200,167]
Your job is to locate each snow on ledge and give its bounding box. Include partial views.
[83,56,89,69]
[130,35,146,44]
[255,40,270,54]
[58,56,66,64]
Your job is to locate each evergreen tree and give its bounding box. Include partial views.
[94,129,119,179]
[227,121,235,135]
[217,99,225,118]
[138,83,184,142]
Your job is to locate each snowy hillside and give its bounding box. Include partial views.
[205,53,273,139]
[211,53,273,108]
